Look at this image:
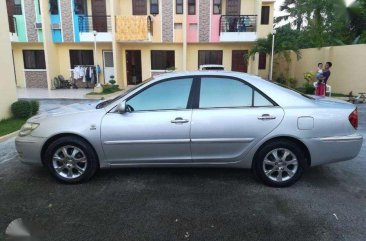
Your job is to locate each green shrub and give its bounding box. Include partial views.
[275,73,287,85]
[296,84,315,94]
[30,100,40,115]
[288,78,298,89]
[11,100,32,118]
[109,79,116,85]
[102,84,119,94]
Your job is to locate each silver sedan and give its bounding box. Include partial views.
[15,71,363,187]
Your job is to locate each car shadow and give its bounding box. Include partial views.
[94,167,258,185]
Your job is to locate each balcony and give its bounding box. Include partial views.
[219,15,257,42]
[115,16,153,42]
[78,15,112,42]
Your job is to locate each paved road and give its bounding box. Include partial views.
[1,101,366,241]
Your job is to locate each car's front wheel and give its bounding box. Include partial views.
[253,140,306,187]
[44,136,98,183]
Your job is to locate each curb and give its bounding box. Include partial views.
[0,131,19,143]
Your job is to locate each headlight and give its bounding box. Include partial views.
[19,123,39,137]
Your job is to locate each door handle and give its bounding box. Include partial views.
[171,117,189,124]
[258,114,276,120]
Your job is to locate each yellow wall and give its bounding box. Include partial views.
[186,43,254,71]
[40,0,60,89]
[118,43,183,87]
[220,0,256,15]
[0,0,17,119]
[12,43,45,88]
[274,45,366,93]
[56,43,113,84]
[257,2,274,39]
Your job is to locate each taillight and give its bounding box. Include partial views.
[349,109,358,129]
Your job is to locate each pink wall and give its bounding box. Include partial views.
[187,0,198,43]
[187,15,198,43]
[210,15,221,43]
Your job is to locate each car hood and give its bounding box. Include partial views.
[28,102,101,122]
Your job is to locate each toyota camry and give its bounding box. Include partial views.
[15,71,363,187]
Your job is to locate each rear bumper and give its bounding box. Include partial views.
[15,135,46,166]
[303,134,363,166]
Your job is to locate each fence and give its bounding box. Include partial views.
[274,44,366,94]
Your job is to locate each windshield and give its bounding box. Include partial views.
[274,83,315,100]
[96,78,153,109]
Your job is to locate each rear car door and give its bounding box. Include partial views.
[101,77,194,164]
[190,76,284,163]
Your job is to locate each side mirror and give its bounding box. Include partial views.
[116,101,126,114]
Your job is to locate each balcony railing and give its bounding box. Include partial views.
[219,15,257,34]
[78,15,112,33]
[8,16,17,34]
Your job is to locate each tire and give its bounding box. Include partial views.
[253,140,306,187]
[44,136,99,183]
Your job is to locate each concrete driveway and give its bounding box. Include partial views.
[1,100,366,241]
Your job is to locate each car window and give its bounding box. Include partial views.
[199,77,253,108]
[127,78,193,111]
[254,90,274,107]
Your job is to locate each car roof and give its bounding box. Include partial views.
[146,71,316,107]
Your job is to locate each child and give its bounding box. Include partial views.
[316,63,323,82]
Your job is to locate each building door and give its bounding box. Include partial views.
[226,0,241,15]
[91,0,107,32]
[103,51,114,83]
[231,50,248,73]
[126,50,142,85]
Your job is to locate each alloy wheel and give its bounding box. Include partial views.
[52,145,87,179]
[262,148,299,182]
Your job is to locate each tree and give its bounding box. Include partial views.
[248,26,301,59]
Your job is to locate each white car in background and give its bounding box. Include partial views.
[199,65,225,71]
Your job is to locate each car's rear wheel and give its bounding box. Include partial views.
[44,136,98,183]
[253,140,306,187]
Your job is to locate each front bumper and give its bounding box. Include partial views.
[15,135,46,166]
[303,134,363,166]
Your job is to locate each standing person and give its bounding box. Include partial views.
[315,63,325,96]
[315,62,332,96]
[316,63,323,80]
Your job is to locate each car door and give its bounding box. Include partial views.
[190,76,284,163]
[101,77,194,164]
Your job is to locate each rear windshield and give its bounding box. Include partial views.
[274,83,315,100]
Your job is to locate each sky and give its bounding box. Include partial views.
[274,0,357,17]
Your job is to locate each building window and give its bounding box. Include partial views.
[258,53,267,69]
[188,0,195,15]
[133,0,147,15]
[176,0,183,14]
[69,50,94,68]
[74,0,87,15]
[23,50,46,69]
[261,6,270,25]
[50,0,59,14]
[151,51,175,70]
[150,0,159,14]
[213,0,221,14]
[14,0,22,15]
[198,50,223,68]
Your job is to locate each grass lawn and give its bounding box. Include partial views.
[0,118,27,137]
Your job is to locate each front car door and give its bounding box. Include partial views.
[190,76,284,163]
[101,77,194,164]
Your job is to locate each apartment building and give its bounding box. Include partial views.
[5,0,275,89]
